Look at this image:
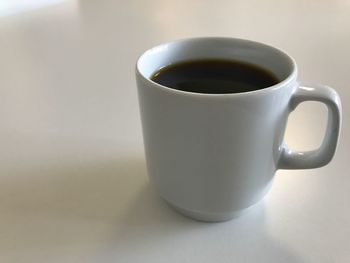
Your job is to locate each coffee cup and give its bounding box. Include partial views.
[135,37,342,222]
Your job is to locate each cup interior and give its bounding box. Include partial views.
[137,38,295,86]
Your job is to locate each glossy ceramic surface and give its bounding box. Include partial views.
[136,38,341,221]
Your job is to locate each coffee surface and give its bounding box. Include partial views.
[151,59,279,94]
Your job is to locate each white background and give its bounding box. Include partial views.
[0,0,349,262]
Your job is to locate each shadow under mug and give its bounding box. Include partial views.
[136,37,342,222]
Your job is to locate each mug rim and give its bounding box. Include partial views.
[136,37,298,97]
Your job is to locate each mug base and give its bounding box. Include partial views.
[165,199,254,222]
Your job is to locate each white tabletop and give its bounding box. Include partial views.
[0,1,349,262]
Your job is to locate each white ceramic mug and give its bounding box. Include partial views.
[135,38,342,222]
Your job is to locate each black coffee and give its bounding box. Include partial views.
[151,59,279,94]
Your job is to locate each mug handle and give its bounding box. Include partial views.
[278,83,342,169]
